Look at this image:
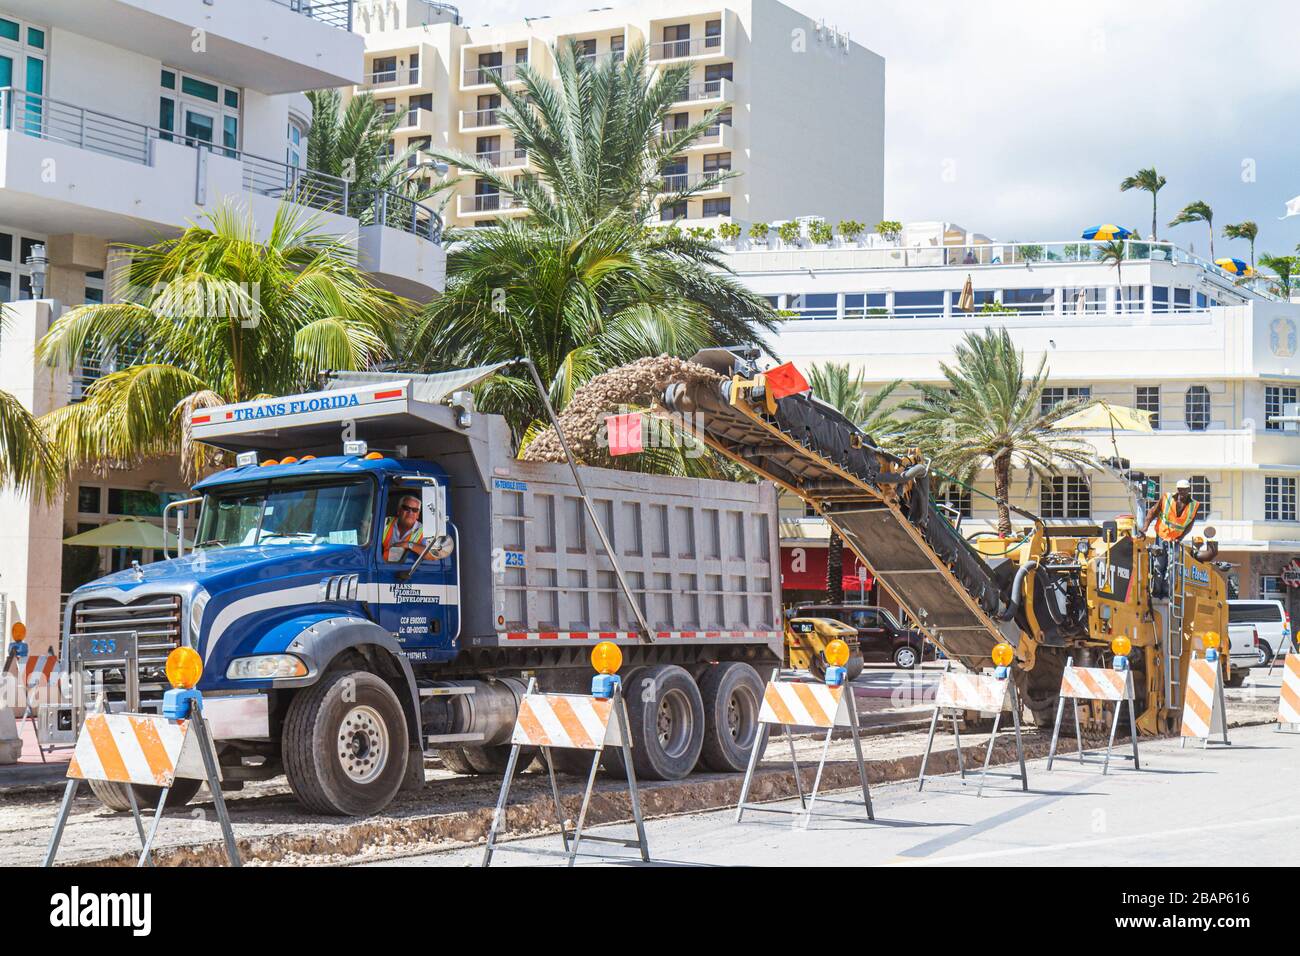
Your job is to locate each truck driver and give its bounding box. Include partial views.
[382,495,428,561]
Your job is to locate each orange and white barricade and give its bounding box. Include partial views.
[483,646,648,867]
[1180,653,1231,749]
[917,647,1029,797]
[1278,654,1300,734]
[734,667,873,827]
[44,649,239,867]
[1046,656,1141,774]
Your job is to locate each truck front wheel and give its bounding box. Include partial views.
[283,670,409,816]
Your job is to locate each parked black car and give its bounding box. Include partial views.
[790,603,935,669]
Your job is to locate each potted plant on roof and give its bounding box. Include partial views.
[718,220,742,248]
[748,221,771,249]
[809,220,833,248]
[839,219,865,246]
[875,219,903,245]
[777,219,802,248]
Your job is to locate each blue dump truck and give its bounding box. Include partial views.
[45,369,783,815]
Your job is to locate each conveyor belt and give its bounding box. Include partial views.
[662,370,1019,667]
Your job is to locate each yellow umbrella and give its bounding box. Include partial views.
[1053,401,1154,433]
[63,517,188,550]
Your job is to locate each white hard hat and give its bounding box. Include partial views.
[1176,479,1191,490]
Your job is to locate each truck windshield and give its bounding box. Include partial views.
[195,479,374,549]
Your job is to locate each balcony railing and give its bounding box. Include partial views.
[462,192,524,214]
[0,87,351,216]
[462,63,525,87]
[461,108,503,129]
[364,190,443,243]
[649,35,724,61]
[366,65,421,88]
[475,147,528,168]
[660,172,726,193]
[677,79,731,102]
[267,0,354,31]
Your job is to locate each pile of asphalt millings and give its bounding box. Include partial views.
[521,354,722,465]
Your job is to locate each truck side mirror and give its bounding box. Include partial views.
[422,482,447,539]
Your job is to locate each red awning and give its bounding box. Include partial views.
[780,545,874,592]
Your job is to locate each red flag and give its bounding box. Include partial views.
[605,412,644,456]
[764,361,810,399]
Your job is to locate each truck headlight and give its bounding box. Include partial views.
[226,655,308,680]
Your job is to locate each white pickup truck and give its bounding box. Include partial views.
[1228,599,1292,667]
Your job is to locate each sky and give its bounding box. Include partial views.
[472,0,1300,261]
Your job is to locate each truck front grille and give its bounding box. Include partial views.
[71,593,184,668]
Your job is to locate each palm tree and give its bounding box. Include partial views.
[408,43,774,436]
[0,305,62,500]
[425,42,734,230]
[1260,253,1297,298]
[807,363,902,601]
[1120,167,1166,241]
[35,202,407,479]
[305,88,443,222]
[900,328,1097,537]
[1169,200,1215,258]
[1223,221,1259,270]
[1096,238,1127,299]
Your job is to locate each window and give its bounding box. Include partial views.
[705,19,722,47]
[787,293,836,320]
[77,486,102,514]
[1135,385,1160,429]
[705,62,733,83]
[1173,287,1191,311]
[1265,476,1297,521]
[575,38,597,60]
[1265,385,1297,431]
[1152,286,1169,313]
[843,293,887,319]
[1189,475,1211,515]
[893,290,944,318]
[1184,385,1211,431]
[371,55,397,82]
[937,484,972,519]
[659,200,686,221]
[1040,386,1091,415]
[1229,602,1284,624]
[951,288,996,311]
[702,197,731,218]
[702,152,731,172]
[1041,476,1091,519]
[664,23,691,58]
[1118,285,1144,312]
[160,69,240,155]
[661,156,687,190]
[286,116,307,168]
[1001,288,1053,312]
[1063,287,1105,313]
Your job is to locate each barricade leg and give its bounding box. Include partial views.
[801,726,836,825]
[1072,698,1084,764]
[952,714,966,778]
[566,749,603,867]
[1216,676,1231,747]
[917,706,940,792]
[614,694,649,863]
[137,786,171,867]
[735,722,770,822]
[1046,695,1068,771]
[1128,693,1141,769]
[1010,684,1028,791]
[42,779,79,867]
[539,747,571,855]
[975,710,1003,797]
[1102,698,1123,775]
[785,726,806,809]
[189,701,240,867]
[125,785,154,868]
[481,741,524,867]
[846,689,874,820]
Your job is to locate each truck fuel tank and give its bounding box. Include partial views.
[419,678,526,747]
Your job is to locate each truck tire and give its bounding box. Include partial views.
[544,746,598,776]
[436,747,477,775]
[698,662,764,772]
[606,664,704,781]
[282,670,409,816]
[462,744,538,775]
[88,777,203,813]
[846,653,865,681]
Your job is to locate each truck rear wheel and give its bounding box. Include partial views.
[698,662,764,772]
[88,777,203,813]
[436,747,477,775]
[606,664,704,781]
[283,670,409,816]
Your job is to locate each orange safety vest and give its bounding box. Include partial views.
[382,517,422,555]
[1156,493,1199,541]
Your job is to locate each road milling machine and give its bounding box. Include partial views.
[661,350,1229,734]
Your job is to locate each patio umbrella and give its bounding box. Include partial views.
[63,517,188,550]
[957,274,974,312]
[1081,224,1133,241]
[1214,257,1252,276]
[1053,400,1153,460]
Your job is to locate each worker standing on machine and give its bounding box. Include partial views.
[1139,479,1200,596]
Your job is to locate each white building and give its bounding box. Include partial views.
[720,223,1300,610]
[352,0,885,230]
[0,1,447,648]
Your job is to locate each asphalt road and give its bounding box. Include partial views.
[373,722,1300,867]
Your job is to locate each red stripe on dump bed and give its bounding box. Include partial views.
[191,415,211,424]
[538,631,559,640]
[373,389,404,400]
[506,632,527,640]
[680,631,696,639]
[656,631,671,639]
[569,632,589,640]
